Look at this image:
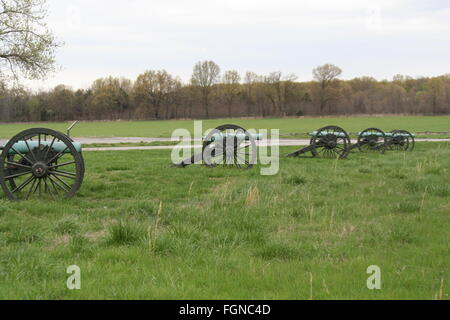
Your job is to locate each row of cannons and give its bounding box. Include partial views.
[286,126,415,159]
[176,125,415,167]
[0,124,415,201]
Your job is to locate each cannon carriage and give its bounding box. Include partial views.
[0,126,85,201]
[385,130,415,151]
[347,128,415,154]
[287,125,416,159]
[287,126,352,159]
[346,128,388,154]
[176,124,261,169]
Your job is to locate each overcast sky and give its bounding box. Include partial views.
[25,0,450,90]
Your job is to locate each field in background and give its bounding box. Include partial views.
[0,144,449,299]
[1,115,450,139]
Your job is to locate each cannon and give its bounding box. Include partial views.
[287,126,351,159]
[0,126,85,201]
[346,128,387,154]
[175,124,260,169]
[346,128,415,154]
[386,130,415,151]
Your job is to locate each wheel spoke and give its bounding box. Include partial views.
[44,136,57,159]
[12,175,35,193]
[26,178,38,200]
[4,170,33,180]
[29,178,42,199]
[10,147,34,165]
[49,176,59,195]
[44,177,54,198]
[23,139,37,162]
[210,151,224,159]
[6,161,31,169]
[47,146,69,165]
[51,171,76,182]
[236,154,250,166]
[48,175,68,193]
[48,160,76,169]
[50,173,72,190]
[52,169,77,178]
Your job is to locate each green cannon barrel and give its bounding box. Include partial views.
[206,133,264,142]
[309,131,348,138]
[359,132,386,137]
[384,133,416,138]
[358,132,416,137]
[8,141,82,155]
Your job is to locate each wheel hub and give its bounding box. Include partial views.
[32,162,49,178]
[326,141,337,148]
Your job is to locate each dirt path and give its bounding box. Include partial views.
[83,138,450,152]
[1,137,449,152]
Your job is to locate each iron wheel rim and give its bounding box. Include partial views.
[202,124,257,169]
[390,129,415,152]
[311,126,351,159]
[358,128,387,154]
[0,128,84,201]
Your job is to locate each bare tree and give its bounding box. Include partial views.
[263,72,297,116]
[2,59,450,121]
[47,84,75,121]
[311,64,342,113]
[90,77,130,120]
[167,77,183,119]
[263,72,282,115]
[191,60,221,118]
[244,72,259,116]
[222,70,241,117]
[0,0,61,81]
[133,70,179,119]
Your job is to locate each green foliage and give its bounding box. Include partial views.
[107,220,147,246]
[284,175,307,185]
[1,62,450,122]
[54,218,80,235]
[0,0,61,80]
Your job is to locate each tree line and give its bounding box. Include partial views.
[1,61,450,122]
[1,2,449,122]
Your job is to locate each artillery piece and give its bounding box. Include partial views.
[346,128,415,154]
[0,124,85,201]
[175,124,261,169]
[287,126,351,159]
[346,128,387,154]
[386,130,415,151]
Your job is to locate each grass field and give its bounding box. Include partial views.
[1,115,450,139]
[0,143,448,299]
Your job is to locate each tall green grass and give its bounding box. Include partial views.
[0,143,448,299]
